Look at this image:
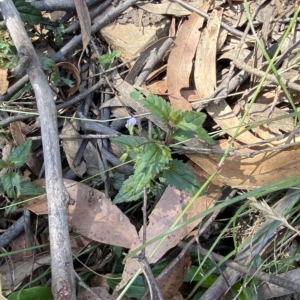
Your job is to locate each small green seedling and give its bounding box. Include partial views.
[0,139,45,213]
[98,50,121,70]
[111,92,214,203]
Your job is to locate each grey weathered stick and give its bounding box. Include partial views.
[0,1,76,299]
[52,0,140,61]
[30,0,102,11]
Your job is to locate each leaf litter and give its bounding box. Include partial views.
[1,0,300,299]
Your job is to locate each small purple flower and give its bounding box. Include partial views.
[126,117,137,126]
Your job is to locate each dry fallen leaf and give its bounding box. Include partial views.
[56,62,81,97]
[61,119,87,177]
[0,253,51,291]
[0,68,9,95]
[117,163,222,290]
[24,179,138,248]
[246,103,294,139]
[156,251,191,299]
[189,143,300,189]
[78,287,117,300]
[206,100,263,144]
[74,0,91,67]
[167,3,211,111]
[194,8,222,100]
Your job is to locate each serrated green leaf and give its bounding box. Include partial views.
[177,111,214,144]
[111,136,147,160]
[1,172,21,198]
[111,136,147,149]
[169,109,184,124]
[13,0,42,25]
[0,159,8,169]
[5,198,20,215]
[171,128,197,142]
[114,142,171,203]
[138,94,172,124]
[130,91,143,101]
[135,142,170,177]
[162,160,199,194]
[20,180,45,196]
[113,173,148,203]
[111,172,125,191]
[7,139,32,168]
[41,57,56,71]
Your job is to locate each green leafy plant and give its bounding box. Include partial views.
[0,29,18,69]
[98,50,121,70]
[13,0,42,26]
[44,23,65,47]
[0,139,45,212]
[111,92,214,204]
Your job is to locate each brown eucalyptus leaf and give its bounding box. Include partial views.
[194,9,222,100]
[116,163,222,290]
[0,68,9,95]
[61,119,87,177]
[189,144,300,189]
[167,2,211,111]
[156,251,191,299]
[206,100,263,144]
[24,179,138,248]
[74,0,91,52]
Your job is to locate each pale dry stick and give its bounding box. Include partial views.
[171,0,255,41]
[52,0,140,61]
[193,43,300,110]
[137,188,164,300]
[30,134,119,140]
[268,19,298,118]
[233,59,300,92]
[217,2,262,101]
[73,270,102,300]
[173,139,300,158]
[197,245,300,294]
[134,38,174,86]
[0,1,76,298]
[285,122,300,144]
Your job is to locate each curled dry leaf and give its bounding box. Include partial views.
[116,163,222,290]
[24,179,138,248]
[56,62,81,98]
[189,144,300,189]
